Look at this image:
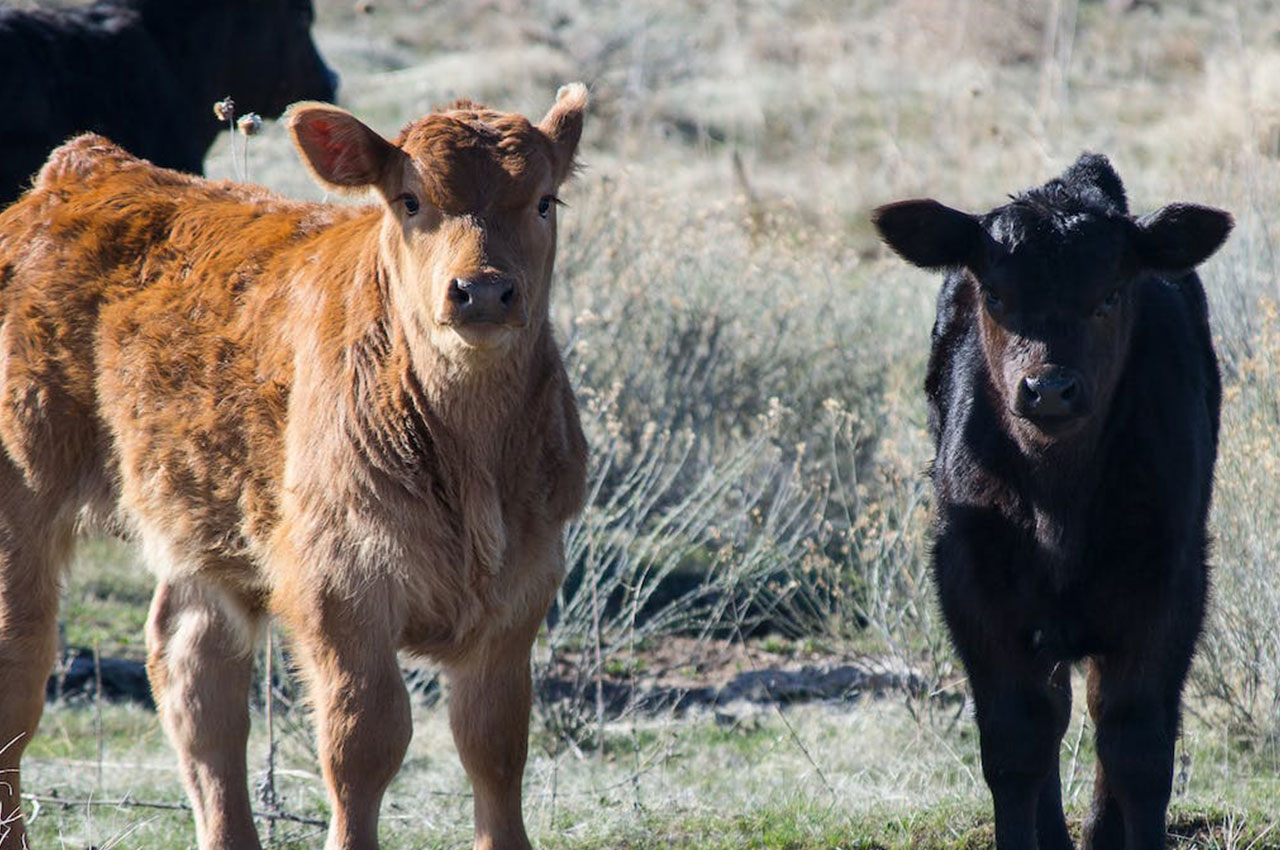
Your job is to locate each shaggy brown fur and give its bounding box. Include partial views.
[0,84,589,850]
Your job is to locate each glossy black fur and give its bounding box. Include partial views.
[875,155,1231,850]
[0,0,338,205]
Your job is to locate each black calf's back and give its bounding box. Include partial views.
[0,0,337,206]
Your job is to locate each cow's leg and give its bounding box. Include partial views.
[286,583,411,850]
[145,575,264,850]
[446,614,542,850]
[970,664,1069,850]
[1082,660,1123,850]
[0,467,70,850]
[1035,664,1074,850]
[1084,655,1183,850]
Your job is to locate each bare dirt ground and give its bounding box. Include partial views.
[536,637,936,717]
[53,637,940,718]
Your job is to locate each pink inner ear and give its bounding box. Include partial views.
[299,113,375,186]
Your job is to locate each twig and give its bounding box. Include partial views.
[19,793,328,828]
[549,750,559,829]
[93,640,104,789]
[1064,706,1089,802]
[262,627,279,845]
[731,150,765,236]
[1244,820,1277,850]
[590,553,606,751]
[627,629,643,814]
[528,753,668,803]
[729,613,839,808]
[99,812,160,850]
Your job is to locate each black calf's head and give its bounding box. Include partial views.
[874,154,1232,446]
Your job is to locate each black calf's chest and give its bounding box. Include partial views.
[937,458,1182,664]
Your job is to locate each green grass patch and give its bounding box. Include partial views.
[61,538,153,659]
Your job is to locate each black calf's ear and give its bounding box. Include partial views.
[872,199,988,271]
[1134,203,1234,274]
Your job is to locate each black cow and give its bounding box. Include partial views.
[0,0,338,205]
[873,154,1232,850]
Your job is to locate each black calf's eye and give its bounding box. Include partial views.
[399,193,420,216]
[1095,289,1121,318]
[984,291,1003,313]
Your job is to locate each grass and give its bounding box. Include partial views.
[26,693,1280,848]
[61,539,152,659]
[40,0,1280,846]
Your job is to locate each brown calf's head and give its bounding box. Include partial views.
[874,154,1232,446]
[286,84,587,355]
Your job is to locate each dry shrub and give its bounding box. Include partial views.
[1195,298,1280,747]
[887,0,1047,67]
[532,170,945,745]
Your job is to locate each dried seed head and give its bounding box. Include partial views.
[237,113,263,136]
[214,97,235,122]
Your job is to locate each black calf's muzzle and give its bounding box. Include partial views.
[1015,367,1087,421]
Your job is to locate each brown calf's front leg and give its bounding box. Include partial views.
[447,617,543,850]
[145,575,264,850]
[286,584,412,850]
[0,555,65,849]
[0,468,74,850]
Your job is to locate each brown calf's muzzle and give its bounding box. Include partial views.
[444,273,523,327]
[1014,365,1089,426]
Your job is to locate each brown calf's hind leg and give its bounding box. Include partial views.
[146,575,265,850]
[286,584,412,850]
[447,616,543,850]
[0,468,73,850]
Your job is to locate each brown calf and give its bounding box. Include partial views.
[0,85,589,850]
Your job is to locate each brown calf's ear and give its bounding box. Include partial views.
[287,101,403,195]
[872,199,990,271]
[539,82,588,183]
[1134,203,1234,274]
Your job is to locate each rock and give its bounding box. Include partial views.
[47,649,154,709]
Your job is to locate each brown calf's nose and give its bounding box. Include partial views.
[447,276,515,324]
[1018,370,1082,419]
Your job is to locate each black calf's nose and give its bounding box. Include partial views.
[448,277,516,323]
[1019,371,1081,419]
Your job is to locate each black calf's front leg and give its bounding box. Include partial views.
[971,662,1073,850]
[1035,664,1075,850]
[1084,658,1184,850]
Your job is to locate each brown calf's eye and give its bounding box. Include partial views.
[538,195,555,219]
[400,193,420,216]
